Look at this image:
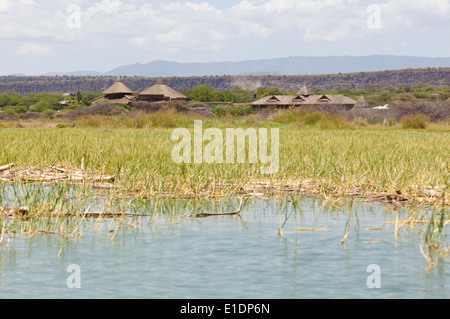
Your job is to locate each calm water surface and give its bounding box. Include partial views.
[0,197,448,299]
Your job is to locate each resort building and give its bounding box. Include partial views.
[138,77,188,102]
[91,80,136,105]
[250,86,368,112]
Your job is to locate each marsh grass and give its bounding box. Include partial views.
[0,182,255,242]
[417,208,449,268]
[0,109,448,264]
[0,122,448,203]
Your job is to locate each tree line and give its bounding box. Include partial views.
[0,84,449,119]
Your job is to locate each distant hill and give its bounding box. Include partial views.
[103,55,450,77]
[27,55,450,77]
[45,70,103,76]
[1,67,449,95]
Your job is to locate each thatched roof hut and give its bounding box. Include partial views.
[297,86,310,96]
[103,81,134,95]
[91,80,136,105]
[91,95,136,106]
[354,95,370,108]
[139,77,188,102]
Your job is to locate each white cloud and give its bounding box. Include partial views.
[85,0,122,15]
[0,0,11,13]
[19,0,37,5]
[17,43,55,55]
[0,0,449,55]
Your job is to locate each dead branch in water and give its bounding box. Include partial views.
[188,195,252,218]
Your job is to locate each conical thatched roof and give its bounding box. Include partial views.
[103,81,134,95]
[297,86,309,96]
[140,77,188,100]
[354,95,370,108]
[156,76,165,85]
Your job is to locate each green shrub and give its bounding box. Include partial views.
[30,101,53,112]
[412,92,429,99]
[212,104,251,117]
[3,104,28,114]
[400,114,430,129]
[396,93,416,103]
[41,109,56,120]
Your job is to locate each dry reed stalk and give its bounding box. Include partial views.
[296,225,328,232]
[383,220,450,226]
[0,219,6,244]
[395,214,400,240]
[0,163,15,171]
[58,244,64,257]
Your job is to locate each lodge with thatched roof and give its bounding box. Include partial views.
[91,80,136,105]
[250,86,367,112]
[353,95,370,108]
[138,77,188,102]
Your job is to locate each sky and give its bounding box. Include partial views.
[0,0,449,75]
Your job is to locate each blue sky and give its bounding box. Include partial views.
[0,0,449,75]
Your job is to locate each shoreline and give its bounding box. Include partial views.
[1,164,448,208]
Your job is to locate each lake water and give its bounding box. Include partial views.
[0,194,448,299]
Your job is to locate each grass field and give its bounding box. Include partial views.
[0,111,448,205]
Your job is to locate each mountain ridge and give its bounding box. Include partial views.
[35,55,450,77]
[104,55,450,77]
